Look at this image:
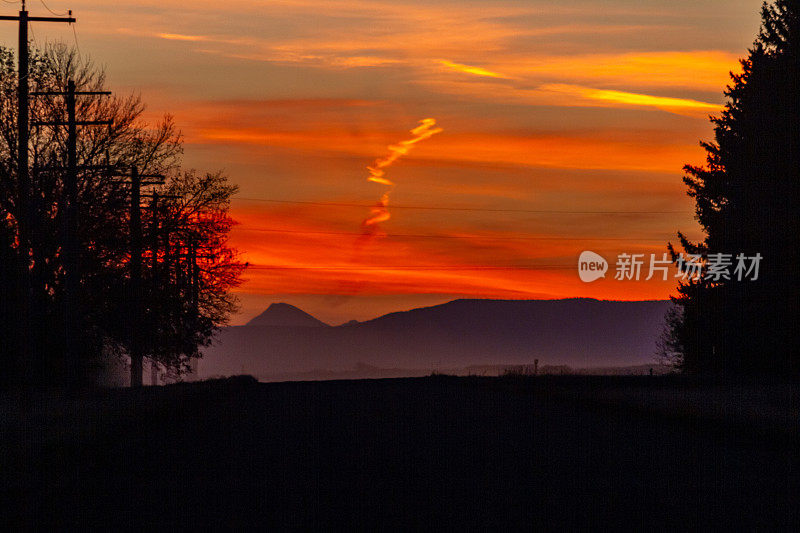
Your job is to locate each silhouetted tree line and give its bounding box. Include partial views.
[665,1,800,376]
[0,45,244,387]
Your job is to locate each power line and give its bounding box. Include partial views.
[240,227,673,242]
[29,1,79,57]
[38,0,68,16]
[232,197,692,215]
[246,265,575,270]
[71,20,80,57]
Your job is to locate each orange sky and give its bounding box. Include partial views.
[0,0,764,324]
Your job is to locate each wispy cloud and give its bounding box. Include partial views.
[438,60,511,79]
[541,84,719,115]
[157,33,208,42]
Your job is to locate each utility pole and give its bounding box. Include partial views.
[1,1,76,382]
[130,167,143,387]
[150,193,159,278]
[174,233,213,379]
[189,236,199,326]
[150,192,159,386]
[124,167,165,387]
[179,235,202,369]
[145,190,178,385]
[32,81,111,383]
[189,236,200,369]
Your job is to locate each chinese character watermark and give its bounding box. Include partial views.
[614,253,644,281]
[578,251,762,283]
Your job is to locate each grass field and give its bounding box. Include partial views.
[2,375,798,529]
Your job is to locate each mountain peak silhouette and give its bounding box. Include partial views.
[245,303,329,327]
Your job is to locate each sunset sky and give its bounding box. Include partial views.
[0,0,764,324]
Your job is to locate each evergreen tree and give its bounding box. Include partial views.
[668,1,800,375]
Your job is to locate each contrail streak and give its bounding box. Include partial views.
[362,118,442,234]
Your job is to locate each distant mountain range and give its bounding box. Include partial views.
[198,299,674,381]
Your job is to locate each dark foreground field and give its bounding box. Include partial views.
[2,376,799,529]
